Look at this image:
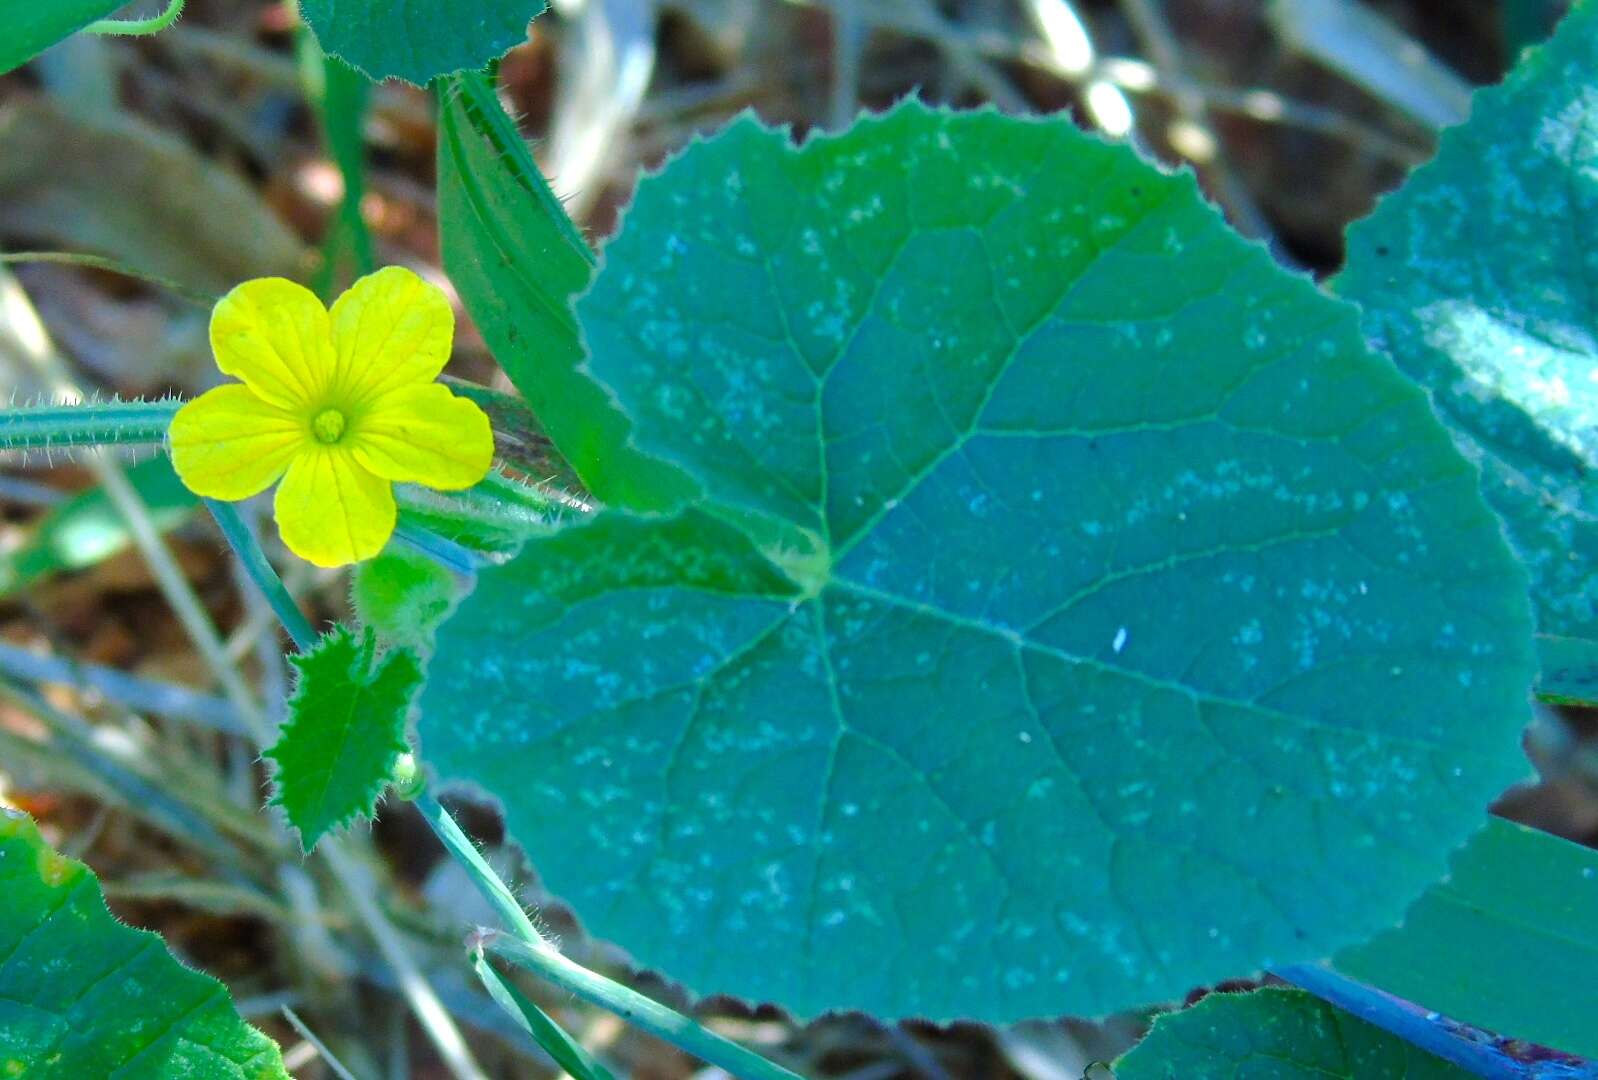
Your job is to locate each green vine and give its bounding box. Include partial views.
[0,399,180,454]
[86,0,185,36]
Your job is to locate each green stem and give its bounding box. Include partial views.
[488,936,805,1080]
[87,0,185,36]
[281,1008,359,1080]
[414,792,541,940]
[471,949,617,1080]
[205,500,318,652]
[413,794,804,1080]
[0,399,180,453]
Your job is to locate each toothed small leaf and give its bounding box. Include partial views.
[267,625,421,851]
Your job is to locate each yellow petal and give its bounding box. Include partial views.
[329,266,455,404]
[169,384,304,500]
[350,383,495,491]
[273,448,395,567]
[210,278,336,410]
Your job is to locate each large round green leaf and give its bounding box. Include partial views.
[423,104,1534,1020]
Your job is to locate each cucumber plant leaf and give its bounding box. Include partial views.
[437,71,696,511]
[266,625,421,852]
[0,808,289,1078]
[298,0,547,85]
[1336,0,1598,705]
[1114,988,1468,1079]
[423,103,1534,1021]
[1335,817,1598,1059]
[0,1,124,76]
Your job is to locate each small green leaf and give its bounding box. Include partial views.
[1336,0,1598,704]
[299,0,547,85]
[0,0,124,76]
[0,808,289,1078]
[437,71,696,511]
[422,104,1535,1021]
[1114,988,1468,1079]
[0,456,197,598]
[266,625,421,852]
[1335,817,1598,1059]
[352,546,460,649]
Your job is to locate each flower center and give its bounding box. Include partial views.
[311,408,347,444]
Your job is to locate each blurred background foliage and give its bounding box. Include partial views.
[0,1,1591,1077]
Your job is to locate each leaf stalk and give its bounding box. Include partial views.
[86,0,186,36]
[1273,964,1529,1079]
[0,399,179,453]
[205,499,319,652]
[414,791,806,1080]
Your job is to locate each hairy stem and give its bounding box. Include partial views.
[86,0,185,36]
[413,795,804,1080]
[487,935,805,1080]
[205,500,318,651]
[0,399,180,453]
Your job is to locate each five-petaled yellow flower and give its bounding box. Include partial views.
[170,267,494,568]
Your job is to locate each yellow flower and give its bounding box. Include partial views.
[170,267,494,568]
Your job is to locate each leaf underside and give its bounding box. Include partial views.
[1335,0,1598,704]
[298,0,548,85]
[0,809,288,1078]
[1113,987,1468,1079]
[423,103,1534,1021]
[267,626,421,852]
[1335,816,1598,1060]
